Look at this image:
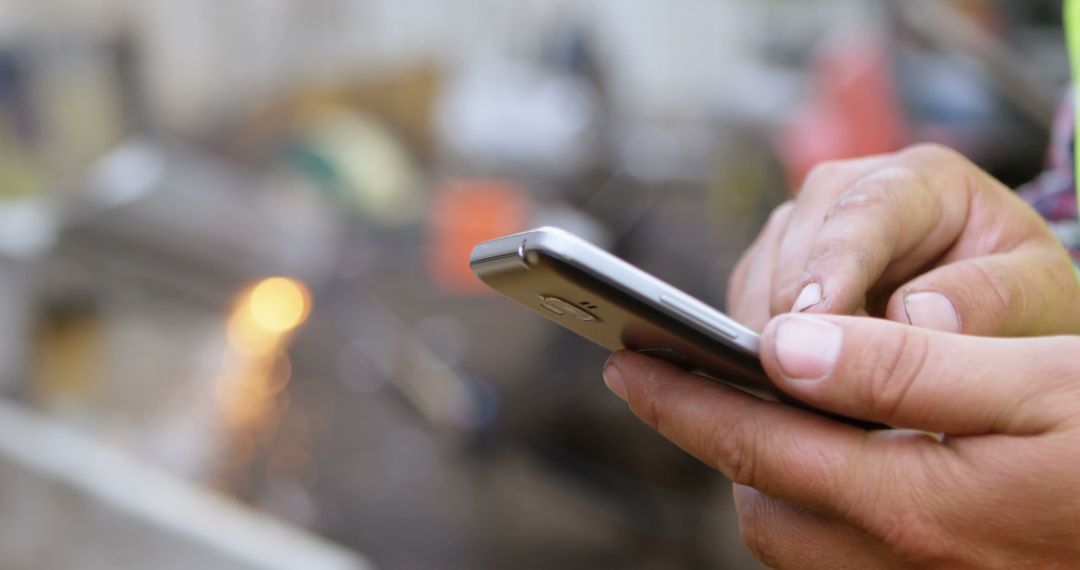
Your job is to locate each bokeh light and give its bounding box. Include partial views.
[247,277,311,333]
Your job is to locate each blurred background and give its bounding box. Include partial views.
[0,0,1068,568]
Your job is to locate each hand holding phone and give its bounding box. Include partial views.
[471,227,880,427]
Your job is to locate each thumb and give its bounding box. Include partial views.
[884,245,1080,336]
[759,314,1077,434]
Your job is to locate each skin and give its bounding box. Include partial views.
[727,144,1080,335]
[602,144,1080,568]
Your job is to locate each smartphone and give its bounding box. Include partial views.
[471,226,876,427]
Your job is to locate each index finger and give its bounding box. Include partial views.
[795,146,1038,320]
[775,145,1043,319]
[768,155,894,316]
[789,162,961,316]
[603,350,944,528]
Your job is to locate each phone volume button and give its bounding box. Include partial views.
[658,294,739,340]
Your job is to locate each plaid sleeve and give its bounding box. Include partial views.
[1018,91,1080,264]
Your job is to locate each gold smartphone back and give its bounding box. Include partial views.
[471,231,768,391]
[471,228,887,430]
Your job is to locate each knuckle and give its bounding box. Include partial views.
[855,451,959,563]
[765,200,795,227]
[737,492,782,568]
[825,174,911,221]
[811,178,908,274]
[809,230,877,265]
[872,510,951,564]
[899,142,962,165]
[966,261,1015,328]
[802,160,848,191]
[825,178,899,221]
[710,416,762,488]
[857,328,931,420]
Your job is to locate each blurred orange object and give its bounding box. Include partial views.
[781,36,909,191]
[429,179,530,294]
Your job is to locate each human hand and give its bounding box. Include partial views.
[602,316,1080,568]
[727,144,1080,336]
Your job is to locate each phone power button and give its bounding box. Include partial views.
[659,294,739,340]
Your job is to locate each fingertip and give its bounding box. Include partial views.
[765,315,844,383]
[779,275,866,318]
[761,313,875,402]
[602,361,627,401]
[902,291,961,333]
[602,349,674,392]
[604,349,627,370]
[791,282,824,313]
[885,286,963,334]
[605,349,655,372]
[603,350,640,402]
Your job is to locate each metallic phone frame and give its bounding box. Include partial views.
[470,226,771,394]
[470,226,886,429]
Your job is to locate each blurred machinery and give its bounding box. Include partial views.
[31,139,340,482]
[0,398,371,570]
[0,1,1068,569]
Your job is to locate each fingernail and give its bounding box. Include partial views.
[791,282,824,313]
[775,316,843,381]
[903,292,960,333]
[603,363,627,401]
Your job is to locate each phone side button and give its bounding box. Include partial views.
[658,294,739,340]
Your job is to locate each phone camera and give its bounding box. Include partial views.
[539,296,598,322]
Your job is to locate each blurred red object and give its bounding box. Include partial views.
[429,179,531,294]
[780,36,909,191]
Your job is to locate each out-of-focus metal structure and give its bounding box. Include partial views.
[0,398,373,570]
